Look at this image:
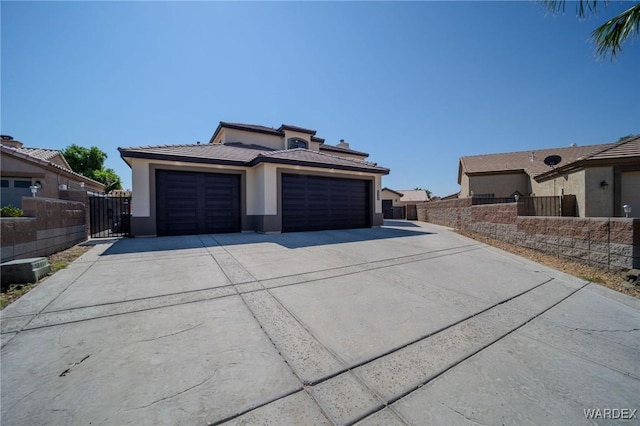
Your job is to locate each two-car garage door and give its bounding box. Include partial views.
[281,174,370,232]
[156,170,240,236]
[155,170,371,235]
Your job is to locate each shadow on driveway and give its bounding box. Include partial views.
[100,226,434,256]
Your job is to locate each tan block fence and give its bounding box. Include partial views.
[417,199,639,271]
[1,197,87,263]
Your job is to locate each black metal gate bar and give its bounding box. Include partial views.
[89,195,131,238]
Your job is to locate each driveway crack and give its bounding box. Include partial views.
[137,322,204,343]
[441,403,487,425]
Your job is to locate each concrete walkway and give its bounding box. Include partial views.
[1,221,638,425]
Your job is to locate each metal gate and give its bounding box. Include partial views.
[89,195,131,238]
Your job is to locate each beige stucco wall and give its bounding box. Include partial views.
[215,128,283,150]
[584,167,614,217]
[381,189,402,206]
[464,173,528,198]
[129,158,383,222]
[1,153,103,203]
[621,171,640,218]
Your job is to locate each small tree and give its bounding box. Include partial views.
[62,144,122,191]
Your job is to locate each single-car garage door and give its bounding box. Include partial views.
[282,174,370,232]
[156,170,241,236]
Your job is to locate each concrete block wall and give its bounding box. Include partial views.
[1,197,87,263]
[417,200,639,271]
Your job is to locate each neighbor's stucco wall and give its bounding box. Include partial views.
[464,173,529,198]
[585,167,614,217]
[1,154,103,205]
[381,189,402,206]
[621,171,640,218]
[533,169,586,216]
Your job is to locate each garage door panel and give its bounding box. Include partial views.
[156,170,241,236]
[282,174,370,232]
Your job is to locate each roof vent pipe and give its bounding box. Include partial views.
[530,152,535,162]
[337,139,350,149]
[0,135,24,148]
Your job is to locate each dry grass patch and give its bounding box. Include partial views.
[457,230,639,300]
[0,244,92,309]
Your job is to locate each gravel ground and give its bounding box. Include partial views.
[457,230,640,300]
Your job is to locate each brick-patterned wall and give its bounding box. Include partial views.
[1,197,87,263]
[417,200,639,270]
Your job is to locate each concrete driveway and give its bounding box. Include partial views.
[1,221,638,425]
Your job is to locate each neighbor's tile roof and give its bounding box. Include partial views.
[459,143,611,182]
[11,147,62,161]
[398,190,429,202]
[119,143,389,174]
[1,145,105,188]
[580,135,640,161]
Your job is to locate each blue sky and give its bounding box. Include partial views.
[2,1,638,196]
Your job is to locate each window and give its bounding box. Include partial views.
[1,180,8,188]
[287,138,308,149]
[14,180,32,188]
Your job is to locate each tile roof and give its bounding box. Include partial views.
[119,143,389,174]
[277,124,317,135]
[118,143,272,165]
[382,187,404,196]
[398,190,429,202]
[253,148,388,173]
[319,144,369,157]
[1,145,105,188]
[458,142,611,183]
[580,135,640,161]
[11,147,62,161]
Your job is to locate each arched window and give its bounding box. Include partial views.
[287,138,308,149]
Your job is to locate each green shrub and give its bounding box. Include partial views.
[0,205,24,217]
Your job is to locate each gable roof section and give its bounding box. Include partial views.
[277,124,317,135]
[535,135,640,181]
[253,148,387,173]
[382,187,403,197]
[398,190,429,202]
[458,142,612,184]
[319,144,369,157]
[209,121,368,156]
[119,143,389,174]
[1,145,106,188]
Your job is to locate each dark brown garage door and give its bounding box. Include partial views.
[156,170,240,236]
[282,174,370,232]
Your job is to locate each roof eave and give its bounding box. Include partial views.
[251,156,389,175]
[118,150,248,167]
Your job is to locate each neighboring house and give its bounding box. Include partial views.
[396,190,429,205]
[381,188,404,219]
[458,135,640,217]
[118,122,390,236]
[1,135,106,208]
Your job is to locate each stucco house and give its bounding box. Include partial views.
[458,135,640,217]
[119,122,389,236]
[1,135,106,208]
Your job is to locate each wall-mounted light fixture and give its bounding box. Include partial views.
[600,180,609,189]
[30,184,40,197]
[623,204,632,218]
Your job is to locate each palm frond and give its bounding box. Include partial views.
[592,3,640,59]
